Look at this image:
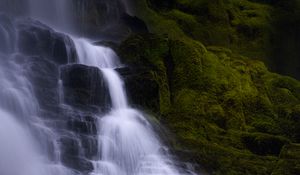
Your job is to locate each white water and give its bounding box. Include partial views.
[0,109,41,175]
[74,38,120,68]
[0,108,74,175]
[0,0,198,174]
[0,57,74,175]
[74,39,185,175]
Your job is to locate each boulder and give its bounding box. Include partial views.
[17,19,77,64]
[60,135,96,172]
[67,116,97,135]
[60,64,111,109]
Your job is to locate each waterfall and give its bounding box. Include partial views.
[28,0,74,32]
[0,53,74,175]
[0,0,198,175]
[73,38,192,175]
[0,109,43,175]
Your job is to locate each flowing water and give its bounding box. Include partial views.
[28,0,72,31]
[0,0,198,175]
[74,39,190,175]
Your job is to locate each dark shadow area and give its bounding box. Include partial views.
[269,0,300,79]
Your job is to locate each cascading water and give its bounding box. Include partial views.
[0,47,74,175]
[0,0,199,175]
[73,39,195,175]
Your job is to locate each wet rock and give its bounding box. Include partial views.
[80,135,98,159]
[17,19,77,64]
[60,64,111,109]
[60,137,81,156]
[61,155,94,173]
[67,117,97,135]
[60,136,95,172]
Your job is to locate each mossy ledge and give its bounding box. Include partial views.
[119,0,300,174]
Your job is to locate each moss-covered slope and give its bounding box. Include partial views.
[118,0,300,174]
[125,0,300,79]
[119,33,300,174]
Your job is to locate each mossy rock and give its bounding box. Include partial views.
[118,33,169,68]
[272,143,300,175]
[241,132,290,156]
[118,32,300,174]
[118,34,171,113]
[175,139,277,175]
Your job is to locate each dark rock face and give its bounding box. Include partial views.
[61,64,111,109]
[17,19,77,64]
[13,20,103,173]
[61,154,94,173]
[121,14,149,34]
[148,0,175,10]
[117,67,160,113]
[56,106,99,173]
[59,116,97,172]
[241,133,290,156]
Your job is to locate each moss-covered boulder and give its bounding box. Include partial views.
[118,33,300,174]
[118,0,300,174]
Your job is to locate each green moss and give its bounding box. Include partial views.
[128,0,274,59]
[173,89,205,115]
[272,143,300,175]
[118,34,172,114]
[121,0,300,174]
[176,138,277,175]
[118,26,300,175]
[169,39,206,91]
[118,34,169,66]
[250,117,281,134]
[128,0,187,39]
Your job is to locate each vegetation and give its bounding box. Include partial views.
[118,0,300,174]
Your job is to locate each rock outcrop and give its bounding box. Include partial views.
[61,64,110,110]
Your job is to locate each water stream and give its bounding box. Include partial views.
[0,0,198,175]
[74,39,187,175]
